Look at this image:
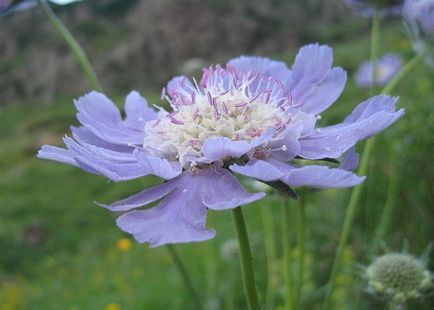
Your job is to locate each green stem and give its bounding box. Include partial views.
[293,197,306,309]
[322,53,423,310]
[364,9,380,248]
[370,149,397,254]
[322,139,374,310]
[38,0,103,91]
[261,202,278,309]
[166,244,202,310]
[368,53,423,253]
[282,197,294,310]
[232,207,260,310]
[205,213,217,300]
[370,9,380,94]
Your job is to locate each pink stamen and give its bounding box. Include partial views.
[254,149,271,159]
[235,102,248,108]
[245,86,250,98]
[277,80,292,105]
[180,94,187,105]
[264,91,272,104]
[246,128,262,138]
[193,109,200,120]
[232,78,240,89]
[291,100,304,108]
[233,68,239,81]
[200,68,210,88]
[207,91,213,105]
[212,97,220,116]
[189,139,202,148]
[287,91,293,105]
[222,102,229,114]
[249,92,262,103]
[277,80,286,95]
[152,119,161,128]
[168,112,184,125]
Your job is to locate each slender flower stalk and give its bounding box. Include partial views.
[293,196,306,310]
[166,244,203,310]
[232,207,260,310]
[205,214,218,302]
[370,148,397,254]
[282,197,294,310]
[322,11,383,307]
[261,202,278,309]
[38,0,103,91]
[322,53,424,310]
[369,53,424,254]
[370,10,380,94]
[364,6,381,259]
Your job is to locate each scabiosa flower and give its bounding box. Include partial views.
[344,0,404,16]
[355,53,403,88]
[365,252,433,303]
[38,44,404,247]
[403,0,434,66]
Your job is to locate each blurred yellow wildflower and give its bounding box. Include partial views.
[116,238,132,251]
[0,281,26,310]
[104,303,120,310]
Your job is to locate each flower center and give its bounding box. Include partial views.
[143,67,293,166]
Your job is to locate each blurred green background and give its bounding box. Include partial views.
[0,0,433,309]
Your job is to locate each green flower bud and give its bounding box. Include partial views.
[366,253,432,303]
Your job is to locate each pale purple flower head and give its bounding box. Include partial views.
[404,0,434,36]
[344,0,404,16]
[38,44,404,247]
[0,0,35,14]
[403,0,434,66]
[355,53,403,88]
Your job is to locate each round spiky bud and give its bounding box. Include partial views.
[366,253,432,303]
